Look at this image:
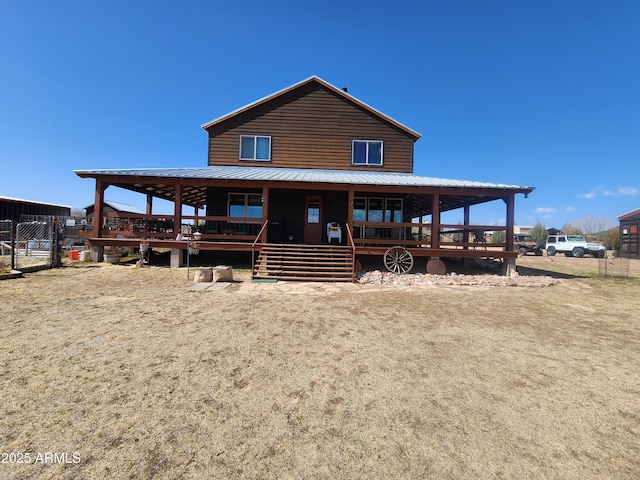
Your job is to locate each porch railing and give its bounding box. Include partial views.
[345,222,356,280]
[95,213,510,251]
[251,219,269,279]
[99,214,265,242]
[352,221,509,250]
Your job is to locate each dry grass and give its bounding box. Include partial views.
[1,257,639,479]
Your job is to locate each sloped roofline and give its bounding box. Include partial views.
[0,195,71,210]
[618,208,640,221]
[84,200,144,214]
[200,76,422,140]
[74,165,533,192]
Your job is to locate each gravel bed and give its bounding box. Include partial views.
[356,269,558,287]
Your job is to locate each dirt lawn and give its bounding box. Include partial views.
[1,256,639,479]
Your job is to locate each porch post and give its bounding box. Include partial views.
[174,184,183,230]
[503,194,516,276]
[431,193,440,249]
[92,179,106,238]
[91,179,106,262]
[504,194,515,251]
[463,205,470,251]
[171,184,184,268]
[462,204,471,269]
[348,189,355,240]
[261,186,269,243]
[146,193,153,215]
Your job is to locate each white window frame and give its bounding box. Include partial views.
[352,140,383,166]
[239,135,271,161]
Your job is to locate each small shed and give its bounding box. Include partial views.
[618,209,640,258]
[0,195,71,222]
[85,201,144,231]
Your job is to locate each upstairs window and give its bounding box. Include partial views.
[352,140,383,166]
[240,135,271,161]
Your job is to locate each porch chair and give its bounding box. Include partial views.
[327,222,342,244]
[473,229,486,248]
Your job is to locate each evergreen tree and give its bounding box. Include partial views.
[529,221,548,247]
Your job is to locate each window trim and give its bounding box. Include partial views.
[228,192,263,220]
[239,135,272,162]
[352,140,384,166]
[384,198,403,223]
[353,196,402,222]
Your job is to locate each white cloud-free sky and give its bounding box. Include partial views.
[1,1,638,228]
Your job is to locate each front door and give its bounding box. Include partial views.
[304,195,322,243]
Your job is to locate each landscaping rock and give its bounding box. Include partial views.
[356,270,557,287]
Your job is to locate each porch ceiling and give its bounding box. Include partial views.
[408,192,505,218]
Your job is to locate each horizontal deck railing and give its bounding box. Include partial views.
[100,214,264,242]
[95,214,511,252]
[352,221,509,250]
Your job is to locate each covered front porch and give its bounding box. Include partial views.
[75,166,533,277]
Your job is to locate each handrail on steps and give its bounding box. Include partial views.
[345,222,356,281]
[251,219,269,279]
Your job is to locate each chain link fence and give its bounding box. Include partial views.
[1,216,89,272]
[0,220,12,272]
[15,221,56,271]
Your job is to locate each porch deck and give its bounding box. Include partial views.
[88,215,518,261]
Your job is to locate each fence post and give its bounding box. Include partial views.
[53,221,61,268]
[10,220,15,271]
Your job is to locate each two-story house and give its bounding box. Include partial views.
[75,76,534,279]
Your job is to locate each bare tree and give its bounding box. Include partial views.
[602,227,620,251]
[562,217,613,241]
[575,217,613,242]
[562,222,582,235]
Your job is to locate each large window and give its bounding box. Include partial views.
[384,199,403,222]
[240,135,271,161]
[228,193,263,218]
[353,198,367,222]
[367,198,383,222]
[353,197,402,222]
[352,140,383,165]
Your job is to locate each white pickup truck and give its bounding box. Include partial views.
[545,234,607,258]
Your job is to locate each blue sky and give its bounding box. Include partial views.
[1,0,638,228]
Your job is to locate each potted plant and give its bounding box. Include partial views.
[102,246,119,264]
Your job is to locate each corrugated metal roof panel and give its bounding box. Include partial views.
[74,165,533,190]
[0,195,71,209]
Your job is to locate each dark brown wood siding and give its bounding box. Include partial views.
[206,83,415,173]
[620,217,639,258]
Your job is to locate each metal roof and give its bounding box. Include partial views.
[83,200,144,214]
[74,165,533,190]
[0,195,71,209]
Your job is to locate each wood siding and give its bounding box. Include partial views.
[205,83,416,173]
[620,217,639,258]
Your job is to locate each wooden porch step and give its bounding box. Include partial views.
[253,243,354,282]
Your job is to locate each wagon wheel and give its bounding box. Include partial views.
[384,246,414,274]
